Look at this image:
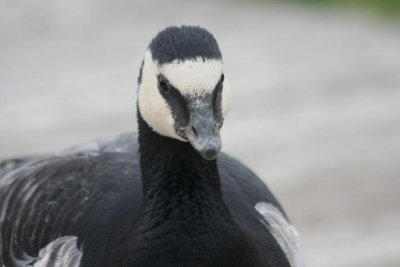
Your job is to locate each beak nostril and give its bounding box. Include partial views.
[204,149,216,159]
[192,126,198,137]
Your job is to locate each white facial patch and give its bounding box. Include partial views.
[160,57,223,96]
[138,51,184,141]
[221,79,231,117]
[138,50,231,140]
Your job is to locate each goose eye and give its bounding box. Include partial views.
[158,76,169,93]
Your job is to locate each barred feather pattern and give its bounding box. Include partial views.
[0,133,139,267]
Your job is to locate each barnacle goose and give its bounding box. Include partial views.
[0,26,303,267]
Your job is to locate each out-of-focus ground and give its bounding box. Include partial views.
[1,1,399,266]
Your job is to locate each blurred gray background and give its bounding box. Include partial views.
[1,0,400,266]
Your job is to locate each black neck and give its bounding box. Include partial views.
[132,111,258,266]
[137,111,227,223]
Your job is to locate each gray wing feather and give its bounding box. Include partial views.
[255,202,304,267]
[0,133,139,266]
[33,236,82,267]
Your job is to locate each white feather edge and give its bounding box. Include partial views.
[32,236,82,267]
[255,202,304,267]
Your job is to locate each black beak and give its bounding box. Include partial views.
[184,106,222,160]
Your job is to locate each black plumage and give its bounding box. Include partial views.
[149,26,222,64]
[1,131,291,266]
[0,26,301,267]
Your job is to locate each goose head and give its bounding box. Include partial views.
[137,26,231,160]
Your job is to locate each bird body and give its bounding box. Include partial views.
[0,26,303,267]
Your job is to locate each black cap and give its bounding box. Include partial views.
[149,26,222,64]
